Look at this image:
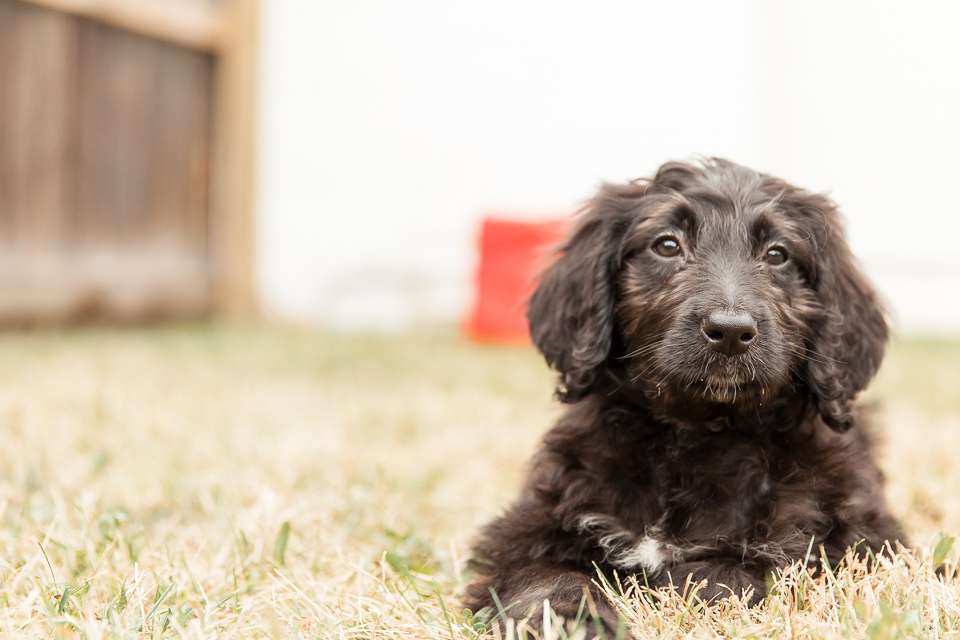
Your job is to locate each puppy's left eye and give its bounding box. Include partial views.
[653,237,682,257]
[765,246,788,265]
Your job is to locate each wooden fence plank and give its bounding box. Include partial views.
[210,0,258,316]
[0,2,76,253]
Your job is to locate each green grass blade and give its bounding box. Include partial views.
[273,521,290,566]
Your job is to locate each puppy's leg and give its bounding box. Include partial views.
[486,564,628,639]
[820,517,906,571]
[657,561,766,606]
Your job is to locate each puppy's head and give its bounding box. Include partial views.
[528,159,887,432]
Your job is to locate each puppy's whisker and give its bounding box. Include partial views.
[807,342,846,366]
[618,342,663,360]
[787,348,832,367]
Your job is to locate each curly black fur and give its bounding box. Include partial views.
[466,159,904,636]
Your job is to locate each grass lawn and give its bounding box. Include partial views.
[0,324,958,638]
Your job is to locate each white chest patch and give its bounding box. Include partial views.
[615,535,671,572]
[576,514,680,573]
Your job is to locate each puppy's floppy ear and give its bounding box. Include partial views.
[528,186,635,402]
[791,193,888,432]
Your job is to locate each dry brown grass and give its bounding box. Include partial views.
[0,324,957,639]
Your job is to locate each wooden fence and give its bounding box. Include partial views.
[0,0,256,324]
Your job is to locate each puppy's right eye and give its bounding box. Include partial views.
[652,237,682,257]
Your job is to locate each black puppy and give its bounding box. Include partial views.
[467,159,904,635]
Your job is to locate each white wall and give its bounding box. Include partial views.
[755,2,960,334]
[257,0,762,328]
[257,1,960,334]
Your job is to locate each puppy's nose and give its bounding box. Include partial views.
[701,312,758,356]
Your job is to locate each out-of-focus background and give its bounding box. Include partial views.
[259,1,960,335]
[2,2,960,638]
[2,0,959,334]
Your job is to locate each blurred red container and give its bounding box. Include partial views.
[466,216,572,343]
